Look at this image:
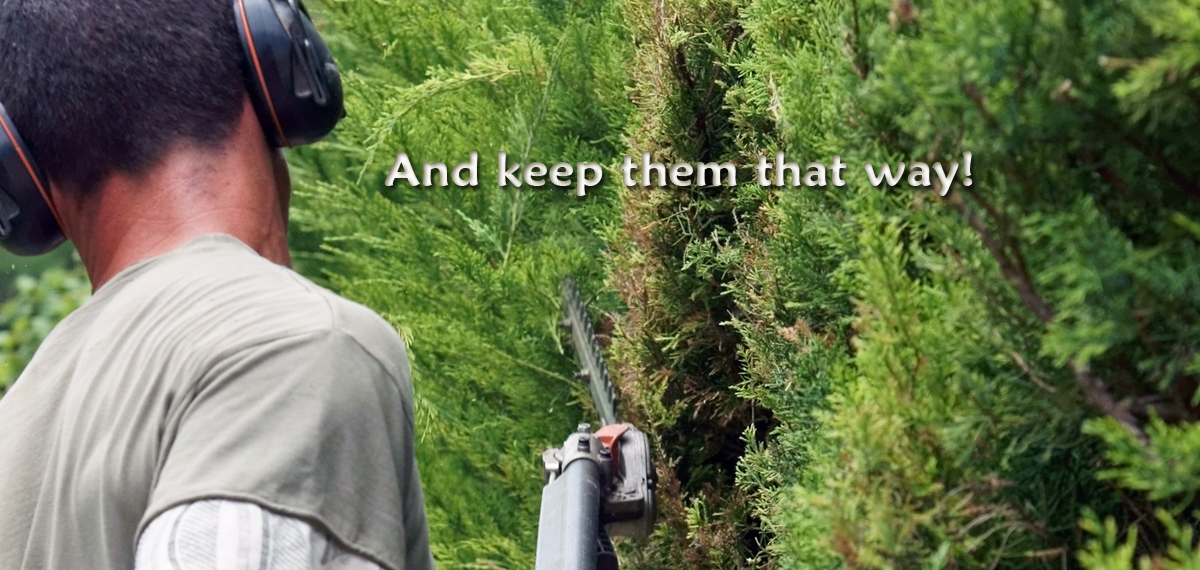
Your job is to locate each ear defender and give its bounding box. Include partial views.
[0,105,65,256]
[233,0,346,148]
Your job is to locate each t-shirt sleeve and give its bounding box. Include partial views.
[141,328,435,570]
[135,499,385,570]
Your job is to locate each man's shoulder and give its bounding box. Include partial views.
[104,235,409,381]
[323,297,412,385]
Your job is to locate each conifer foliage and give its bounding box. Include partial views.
[284,1,632,568]
[601,0,1200,568]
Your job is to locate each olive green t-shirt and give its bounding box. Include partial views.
[0,234,434,570]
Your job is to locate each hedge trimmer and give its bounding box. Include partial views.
[534,277,657,570]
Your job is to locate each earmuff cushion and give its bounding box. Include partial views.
[0,105,65,256]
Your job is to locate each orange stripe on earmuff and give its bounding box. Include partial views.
[236,0,290,146]
[0,115,63,230]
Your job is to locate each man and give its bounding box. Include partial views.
[0,1,435,569]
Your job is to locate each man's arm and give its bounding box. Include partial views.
[142,326,434,570]
[135,499,382,570]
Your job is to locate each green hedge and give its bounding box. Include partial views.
[602,0,1200,568]
[285,1,632,568]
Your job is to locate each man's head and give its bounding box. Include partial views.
[0,0,247,196]
[0,0,343,285]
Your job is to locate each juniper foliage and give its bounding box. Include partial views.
[725,0,1200,568]
[285,1,632,568]
[605,0,1200,568]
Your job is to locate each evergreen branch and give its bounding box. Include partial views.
[954,83,1154,442]
[355,62,522,184]
[1004,349,1057,394]
[946,191,1053,324]
[479,342,578,386]
[847,0,869,79]
[946,190,1148,444]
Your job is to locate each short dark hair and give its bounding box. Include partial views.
[0,0,246,194]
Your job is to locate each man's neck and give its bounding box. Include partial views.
[75,186,292,291]
[54,106,292,291]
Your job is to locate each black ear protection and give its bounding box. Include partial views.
[0,0,345,256]
[234,0,345,148]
